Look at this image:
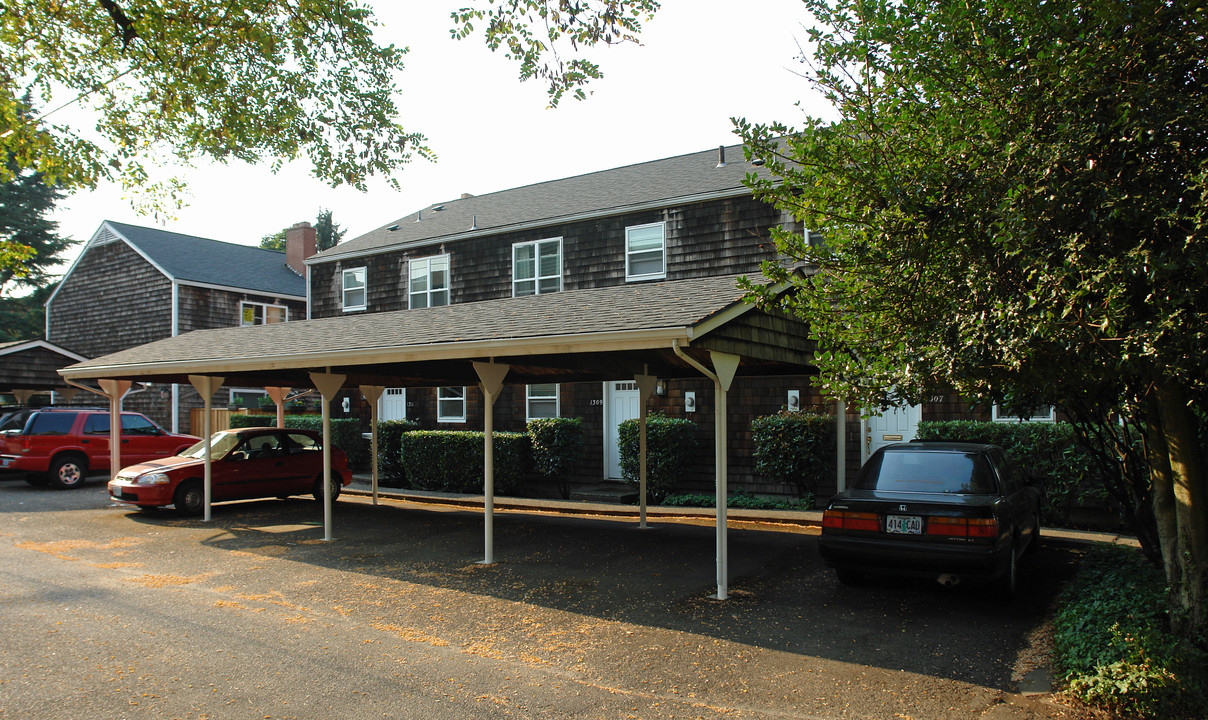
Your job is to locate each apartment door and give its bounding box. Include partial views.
[379,388,407,421]
[606,380,642,480]
[863,403,922,462]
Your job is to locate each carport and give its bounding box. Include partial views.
[59,273,818,599]
[0,339,87,405]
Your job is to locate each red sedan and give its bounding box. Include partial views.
[108,427,351,515]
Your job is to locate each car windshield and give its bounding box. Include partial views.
[854,450,998,494]
[179,431,243,461]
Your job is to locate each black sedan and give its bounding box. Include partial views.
[818,442,1042,594]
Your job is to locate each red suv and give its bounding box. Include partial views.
[0,408,198,489]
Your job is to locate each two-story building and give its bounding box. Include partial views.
[46,220,314,432]
[303,144,839,495]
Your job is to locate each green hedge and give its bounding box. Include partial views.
[751,411,835,498]
[375,419,421,488]
[915,420,1113,526]
[527,417,584,499]
[618,413,698,503]
[231,414,370,469]
[400,430,529,495]
[1053,545,1208,718]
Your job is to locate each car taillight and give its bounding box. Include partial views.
[822,510,880,532]
[926,517,998,538]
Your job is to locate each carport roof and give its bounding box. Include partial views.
[59,273,815,388]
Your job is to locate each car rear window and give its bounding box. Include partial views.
[854,451,998,494]
[26,412,76,436]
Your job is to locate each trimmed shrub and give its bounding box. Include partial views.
[751,410,836,498]
[527,417,584,499]
[375,419,421,488]
[617,413,698,503]
[1053,545,1208,719]
[661,491,813,511]
[401,430,529,495]
[231,413,370,469]
[915,420,1113,526]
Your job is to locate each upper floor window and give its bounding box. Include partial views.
[410,255,450,309]
[342,267,367,312]
[526,384,559,420]
[513,238,562,296]
[626,222,666,281]
[437,386,466,423]
[240,301,287,326]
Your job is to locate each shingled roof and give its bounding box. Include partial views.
[60,273,812,387]
[103,221,306,298]
[315,143,768,263]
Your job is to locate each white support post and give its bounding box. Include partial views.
[633,373,658,529]
[97,379,132,484]
[836,397,847,492]
[708,351,740,601]
[360,385,385,506]
[310,372,347,542]
[264,386,291,429]
[187,375,224,522]
[473,361,510,565]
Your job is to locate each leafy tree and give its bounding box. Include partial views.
[0,1,658,195]
[1,101,73,295]
[740,0,1207,646]
[315,208,345,251]
[0,284,52,342]
[259,229,286,253]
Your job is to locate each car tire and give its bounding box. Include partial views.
[835,568,864,586]
[48,454,88,489]
[173,480,204,516]
[999,543,1019,598]
[312,473,342,503]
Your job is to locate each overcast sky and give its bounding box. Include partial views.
[50,0,828,264]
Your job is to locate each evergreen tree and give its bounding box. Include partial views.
[315,208,346,252]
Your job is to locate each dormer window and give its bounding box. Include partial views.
[342,267,367,312]
[625,222,666,281]
[513,238,562,296]
[409,255,450,308]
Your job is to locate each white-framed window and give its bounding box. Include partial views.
[437,386,466,423]
[342,267,367,312]
[992,404,1056,423]
[409,255,450,309]
[526,384,560,420]
[513,238,562,296]
[240,301,288,327]
[625,221,666,281]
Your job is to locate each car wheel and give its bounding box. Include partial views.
[835,568,864,586]
[312,473,342,503]
[999,543,1019,598]
[48,454,87,489]
[173,480,205,516]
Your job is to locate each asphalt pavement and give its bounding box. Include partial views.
[0,474,1124,719]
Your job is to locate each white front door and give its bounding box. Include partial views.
[863,403,922,462]
[379,388,407,421]
[606,380,643,480]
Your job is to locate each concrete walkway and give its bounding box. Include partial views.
[344,476,1141,548]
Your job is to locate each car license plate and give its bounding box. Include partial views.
[886,515,922,534]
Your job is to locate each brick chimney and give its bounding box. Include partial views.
[285,221,317,275]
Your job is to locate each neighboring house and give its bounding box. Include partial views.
[0,339,88,405]
[46,220,313,432]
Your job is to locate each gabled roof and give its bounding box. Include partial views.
[97,221,306,298]
[59,273,813,388]
[316,143,768,263]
